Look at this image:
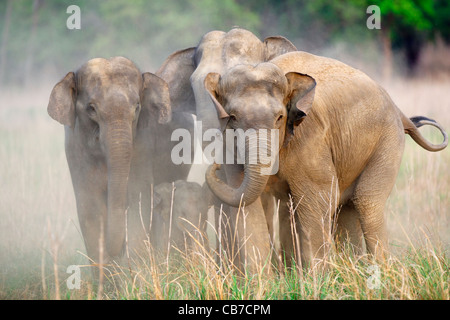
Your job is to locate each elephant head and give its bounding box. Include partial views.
[204,62,316,207]
[156,28,298,135]
[47,57,171,258]
[153,180,208,251]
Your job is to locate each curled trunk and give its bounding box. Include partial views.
[206,133,274,207]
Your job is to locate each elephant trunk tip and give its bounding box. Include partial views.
[205,162,266,208]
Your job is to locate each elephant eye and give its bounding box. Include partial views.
[133,103,140,121]
[135,103,141,113]
[276,114,283,122]
[86,103,96,116]
[229,114,237,122]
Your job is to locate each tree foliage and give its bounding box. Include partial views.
[0,0,449,86]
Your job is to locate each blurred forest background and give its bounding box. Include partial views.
[1,0,450,89]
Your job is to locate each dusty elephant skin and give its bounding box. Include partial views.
[157,28,297,273]
[47,57,192,263]
[205,51,448,268]
[152,180,209,254]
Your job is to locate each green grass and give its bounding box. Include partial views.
[0,79,449,300]
[43,239,447,300]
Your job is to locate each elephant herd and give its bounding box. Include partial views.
[47,28,447,274]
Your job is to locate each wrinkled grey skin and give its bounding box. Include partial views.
[47,57,192,262]
[157,28,297,272]
[205,51,448,268]
[152,180,209,254]
[152,111,195,185]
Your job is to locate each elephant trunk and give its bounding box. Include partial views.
[104,123,133,257]
[206,133,274,207]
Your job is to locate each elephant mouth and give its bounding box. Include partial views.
[205,130,278,207]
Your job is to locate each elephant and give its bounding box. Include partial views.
[204,51,448,268]
[157,27,297,135]
[156,28,297,273]
[152,180,209,254]
[47,57,193,263]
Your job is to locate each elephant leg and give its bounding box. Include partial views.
[75,189,108,264]
[278,199,298,269]
[126,183,151,257]
[216,203,235,266]
[351,140,403,260]
[297,209,335,269]
[67,153,109,264]
[224,164,271,274]
[335,203,364,256]
[221,164,244,269]
[291,179,340,269]
[126,145,154,257]
[352,195,388,260]
[227,200,271,275]
[209,168,233,265]
[262,192,288,271]
[261,192,275,249]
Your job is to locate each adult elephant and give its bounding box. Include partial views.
[156,28,297,273]
[47,57,192,263]
[205,51,448,268]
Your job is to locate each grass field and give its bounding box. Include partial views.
[0,77,448,300]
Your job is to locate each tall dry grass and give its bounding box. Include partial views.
[0,77,448,300]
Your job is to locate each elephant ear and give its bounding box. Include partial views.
[47,72,77,128]
[204,72,230,131]
[156,47,196,114]
[141,72,172,126]
[264,36,297,61]
[285,72,316,137]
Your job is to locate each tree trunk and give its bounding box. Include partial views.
[24,0,43,87]
[0,0,13,87]
[381,26,392,82]
[381,13,394,82]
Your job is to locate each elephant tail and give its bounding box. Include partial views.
[400,113,448,152]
